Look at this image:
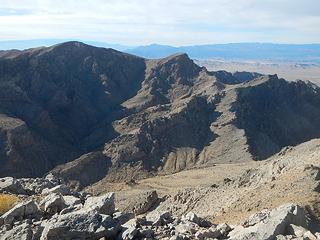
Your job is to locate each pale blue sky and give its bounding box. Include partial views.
[0,0,319,45]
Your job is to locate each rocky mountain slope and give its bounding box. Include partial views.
[0,41,320,190]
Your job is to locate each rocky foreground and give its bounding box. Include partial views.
[0,173,319,240]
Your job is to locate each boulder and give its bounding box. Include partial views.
[83,192,115,215]
[146,210,173,226]
[242,209,270,227]
[0,201,40,226]
[17,178,56,195]
[40,210,120,240]
[59,204,82,215]
[286,224,309,237]
[39,193,67,215]
[132,190,158,215]
[175,221,199,234]
[100,214,121,238]
[44,173,61,185]
[181,212,200,225]
[181,211,212,228]
[32,225,45,240]
[216,223,232,236]
[0,222,33,240]
[302,231,317,239]
[41,185,71,196]
[0,177,26,195]
[121,218,138,240]
[62,195,81,206]
[113,212,135,226]
[228,203,308,240]
[285,225,317,239]
[195,227,221,240]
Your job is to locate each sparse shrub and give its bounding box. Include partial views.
[0,194,18,215]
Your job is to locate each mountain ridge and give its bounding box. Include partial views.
[128,42,320,60]
[0,41,320,190]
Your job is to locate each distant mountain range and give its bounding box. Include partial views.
[127,43,320,61]
[1,39,320,61]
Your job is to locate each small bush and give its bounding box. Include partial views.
[0,194,18,215]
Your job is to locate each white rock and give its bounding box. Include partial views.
[181,212,200,225]
[0,222,33,240]
[83,192,115,215]
[62,195,81,206]
[41,185,71,196]
[39,193,67,215]
[146,210,173,226]
[0,201,40,226]
[175,221,199,234]
[121,219,138,240]
[216,223,232,236]
[303,231,317,240]
[59,204,82,215]
[195,227,221,240]
[18,178,55,195]
[286,224,309,237]
[275,235,291,240]
[0,177,26,195]
[228,203,307,240]
[40,210,119,240]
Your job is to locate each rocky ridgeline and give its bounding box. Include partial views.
[1,176,319,240]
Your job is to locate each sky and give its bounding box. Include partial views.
[0,0,320,46]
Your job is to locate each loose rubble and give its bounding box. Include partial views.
[0,175,319,239]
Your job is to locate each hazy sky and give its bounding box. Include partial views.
[0,0,319,45]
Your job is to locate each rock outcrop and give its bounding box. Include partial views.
[0,200,41,226]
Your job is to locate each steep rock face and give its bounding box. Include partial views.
[0,42,146,177]
[234,77,320,159]
[105,96,215,174]
[50,152,110,190]
[0,114,71,177]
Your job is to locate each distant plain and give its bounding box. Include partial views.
[196,59,320,85]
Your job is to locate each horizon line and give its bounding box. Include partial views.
[1,38,320,48]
